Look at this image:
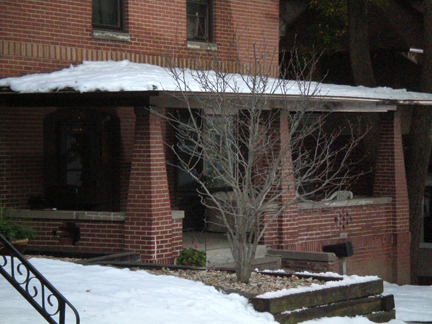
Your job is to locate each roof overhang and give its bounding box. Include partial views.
[0,88,429,112]
[0,90,160,107]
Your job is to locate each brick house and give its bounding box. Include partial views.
[1,0,430,284]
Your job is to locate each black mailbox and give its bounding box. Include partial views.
[322,242,353,258]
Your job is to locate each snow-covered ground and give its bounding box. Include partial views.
[0,257,430,324]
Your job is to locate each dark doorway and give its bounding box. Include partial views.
[44,109,120,211]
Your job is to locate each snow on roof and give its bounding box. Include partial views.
[1,60,432,104]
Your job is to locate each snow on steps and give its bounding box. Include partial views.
[250,275,395,324]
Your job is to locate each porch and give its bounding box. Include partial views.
[182,230,279,269]
[0,77,414,283]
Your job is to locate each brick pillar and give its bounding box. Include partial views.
[260,111,298,249]
[374,111,410,284]
[124,109,181,264]
[278,111,299,250]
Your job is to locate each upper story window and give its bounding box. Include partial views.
[187,0,212,42]
[92,0,124,31]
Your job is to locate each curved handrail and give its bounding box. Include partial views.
[0,235,80,324]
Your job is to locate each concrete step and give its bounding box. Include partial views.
[212,256,282,271]
[206,245,268,266]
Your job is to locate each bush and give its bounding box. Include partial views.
[0,205,37,242]
[177,248,206,267]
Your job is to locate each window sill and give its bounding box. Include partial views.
[187,41,217,51]
[93,29,131,42]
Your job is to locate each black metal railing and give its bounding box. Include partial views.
[0,235,80,324]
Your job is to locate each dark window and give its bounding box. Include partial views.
[187,0,212,42]
[92,0,124,31]
[44,109,121,211]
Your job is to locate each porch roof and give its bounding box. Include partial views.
[2,60,432,107]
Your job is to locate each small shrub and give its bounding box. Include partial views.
[0,205,37,242]
[177,248,206,267]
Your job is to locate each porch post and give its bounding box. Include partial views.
[373,110,411,284]
[124,108,180,264]
[261,110,298,249]
[278,110,299,249]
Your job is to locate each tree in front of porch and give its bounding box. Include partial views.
[159,48,367,283]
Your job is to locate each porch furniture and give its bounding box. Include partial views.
[321,190,353,201]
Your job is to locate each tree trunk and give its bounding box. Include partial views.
[406,0,432,284]
[230,233,257,283]
[347,0,377,87]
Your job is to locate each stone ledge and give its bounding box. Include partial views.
[297,197,392,211]
[12,209,184,222]
[267,250,338,262]
[12,209,126,222]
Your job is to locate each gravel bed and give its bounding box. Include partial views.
[27,255,326,297]
[145,268,325,297]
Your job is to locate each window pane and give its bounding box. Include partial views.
[92,0,121,29]
[187,1,210,41]
[204,115,236,189]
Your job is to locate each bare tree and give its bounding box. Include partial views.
[159,48,365,283]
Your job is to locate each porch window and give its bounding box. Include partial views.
[423,185,432,244]
[176,113,203,192]
[44,109,120,211]
[203,115,236,190]
[187,0,212,42]
[92,0,124,31]
[175,112,234,192]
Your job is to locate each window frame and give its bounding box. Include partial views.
[92,0,125,32]
[186,0,213,43]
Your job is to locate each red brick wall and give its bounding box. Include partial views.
[293,204,397,281]
[0,0,279,78]
[263,110,410,283]
[19,218,124,253]
[0,107,47,207]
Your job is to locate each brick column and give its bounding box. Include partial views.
[374,111,410,284]
[260,111,298,249]
[124,109,181,264]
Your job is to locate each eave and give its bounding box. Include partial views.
[0,89,160,107]
[0,88,430,112]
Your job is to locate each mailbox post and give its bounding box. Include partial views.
[322,242,353,275]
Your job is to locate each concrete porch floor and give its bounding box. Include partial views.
[182,231,279,269]
[183,231,230,251]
